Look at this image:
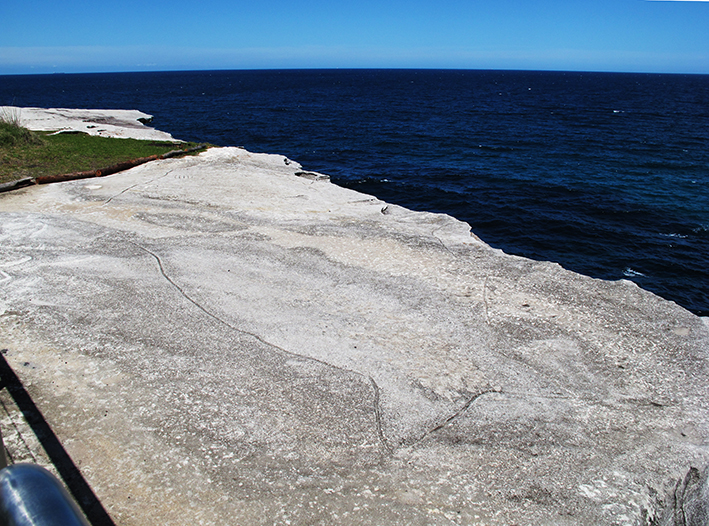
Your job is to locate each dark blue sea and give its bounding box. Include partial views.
[1,69,708,315]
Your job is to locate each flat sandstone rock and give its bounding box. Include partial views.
[1,106,177,141]
[0,109,708,525]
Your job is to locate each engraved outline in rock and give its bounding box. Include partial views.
[130,241,393,453]
[104,169,175,205]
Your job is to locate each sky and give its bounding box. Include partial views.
[1,0,708,75]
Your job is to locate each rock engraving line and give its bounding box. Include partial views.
[429,231,456,256]
[103,169,174,205]
[408,388,500,447]
[0,256,34,286]
[483,275,491,325]
[130,241,392,453]
[368,377,393,452]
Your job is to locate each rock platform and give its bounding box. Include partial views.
[0,109,708,525]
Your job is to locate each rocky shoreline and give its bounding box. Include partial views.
[1,108,708,525]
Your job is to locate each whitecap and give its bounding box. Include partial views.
[623,268,646,278]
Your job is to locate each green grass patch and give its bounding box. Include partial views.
[0,120,44,149]
[0,128,207,185]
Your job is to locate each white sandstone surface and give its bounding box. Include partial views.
[1,106,177,141]
[1,109,708,525]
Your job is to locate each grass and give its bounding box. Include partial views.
[0,109,43,149]
[0,113,207,185]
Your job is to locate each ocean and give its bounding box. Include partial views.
[1,69,707,315]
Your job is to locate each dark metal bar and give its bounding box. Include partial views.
[0,464,90,526]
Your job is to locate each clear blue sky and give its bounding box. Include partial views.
[1,0,708,75]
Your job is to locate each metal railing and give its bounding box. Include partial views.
[0,463,90,526]
[0,352,110,526]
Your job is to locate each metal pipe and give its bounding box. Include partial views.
[0,464,90,526]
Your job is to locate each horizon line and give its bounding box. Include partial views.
[2,66,709,77]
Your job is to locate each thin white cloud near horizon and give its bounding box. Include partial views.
[2,44,708,75]
[2,0,708,75]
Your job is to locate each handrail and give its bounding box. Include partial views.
[0,353,115,526]
[0,464,90,526]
